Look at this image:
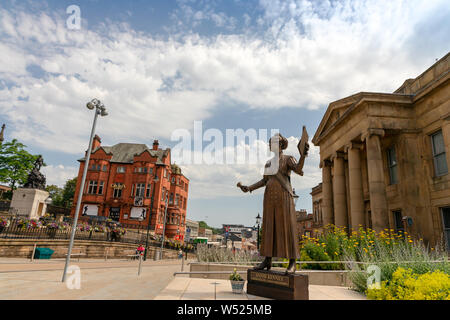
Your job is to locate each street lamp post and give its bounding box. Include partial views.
[143,181,156,261]
[159,191,169,259]
[255,213,261,250]
[62,99,107,283]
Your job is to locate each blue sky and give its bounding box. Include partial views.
[0,0,449,228]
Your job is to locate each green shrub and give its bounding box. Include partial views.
[367,267,450,300]
[196,244,262,264]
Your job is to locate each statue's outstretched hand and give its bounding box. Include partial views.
[237,182,249,193]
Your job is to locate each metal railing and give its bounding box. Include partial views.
[0,222,195,253]
[0,201,10,212]
[196,259,449,264]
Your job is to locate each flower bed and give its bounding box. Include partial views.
[299,225,450,296]
[367,267,450,300]
[0,217,10,228]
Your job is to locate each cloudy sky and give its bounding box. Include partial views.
[0,0,449,228]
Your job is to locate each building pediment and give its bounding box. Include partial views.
[312,92,412,145]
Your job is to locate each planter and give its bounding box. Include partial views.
[230,280,245,294]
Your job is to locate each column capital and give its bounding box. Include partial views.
[344,142,364,152]
[330,151,346,162]
[361,128,385,142]
[319,159,332,168]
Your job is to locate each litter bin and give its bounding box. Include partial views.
[153,250,161,261]
[34,248,54,259]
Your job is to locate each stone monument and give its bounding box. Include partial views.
[11,155,50,219]
[237,128,310,300]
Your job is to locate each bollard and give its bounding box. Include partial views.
[30,243,37,262]
[138,254,143,276]
[181,255,184,271]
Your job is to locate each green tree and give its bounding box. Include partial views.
[198,221,222,234]
[0,139,38,189]
[45,177,77,208]
[198,221,208,229]
[45,184,64,206]
[61,177,77,208]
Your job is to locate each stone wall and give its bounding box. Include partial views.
[0,239,181,260]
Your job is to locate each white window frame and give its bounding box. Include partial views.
[431,130,448,177]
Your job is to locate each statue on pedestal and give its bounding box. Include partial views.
[238,128,309,274]
[24,155,46,190]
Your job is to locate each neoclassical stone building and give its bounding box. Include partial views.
[312,52,450,248]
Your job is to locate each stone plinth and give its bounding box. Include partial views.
[247,269,309,300]
[10,188,49,219]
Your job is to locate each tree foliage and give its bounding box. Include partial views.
[0,139,38,189]
[45,184,63,206]
[61,177,77,208]
[198,220,222,234]
[45,177,77,208]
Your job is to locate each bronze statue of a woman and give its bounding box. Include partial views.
[238,133,309,274]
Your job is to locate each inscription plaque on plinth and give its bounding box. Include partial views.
[247,270,308,300]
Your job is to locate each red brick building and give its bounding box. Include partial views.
[71,136,189,240]
[296,209,314,239]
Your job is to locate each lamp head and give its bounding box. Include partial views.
[45,197,52,205]
[87,98,100,110]
[293,188,299,205]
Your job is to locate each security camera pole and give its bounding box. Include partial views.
[62,99,108,282]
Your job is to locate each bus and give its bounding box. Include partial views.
[193,237,208,244]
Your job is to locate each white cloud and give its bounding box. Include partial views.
[1,1,447,154]
[179,136,321,199]
[41,164,78,188]
[0,1,448,199]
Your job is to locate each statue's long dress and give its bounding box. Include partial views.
[258,154,301,259]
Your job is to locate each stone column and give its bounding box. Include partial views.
[346,142,365,230]
[332,152,348,228]
[321,160,334,226]
[362,129,389,232]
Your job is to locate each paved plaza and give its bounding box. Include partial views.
[155,277,366,300]
[0,257,366,300]
[0,257,188,300]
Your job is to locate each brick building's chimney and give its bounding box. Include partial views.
[152,139,159,150]
[92,135,101,151]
